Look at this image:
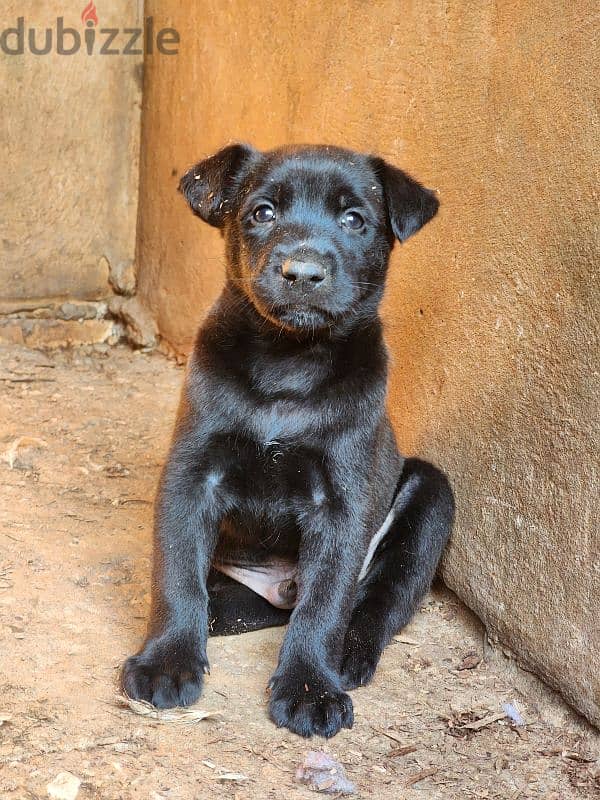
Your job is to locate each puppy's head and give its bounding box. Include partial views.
[180,144,438,332]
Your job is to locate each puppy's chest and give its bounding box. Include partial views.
[207,426,329,505]
[242,435,320,487]
[229,385,327,453]
[201,351,338,496]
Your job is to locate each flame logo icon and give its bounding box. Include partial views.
[81,1,98,26]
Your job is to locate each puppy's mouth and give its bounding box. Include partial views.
[270,304,335,330]
[246,264,350,332]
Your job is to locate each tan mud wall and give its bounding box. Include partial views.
[0,1,142,305]
[137,1,599,724]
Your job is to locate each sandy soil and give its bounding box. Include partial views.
[0,344,598,800]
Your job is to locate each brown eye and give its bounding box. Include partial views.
[341,210,364,230]
[253,204,275,223]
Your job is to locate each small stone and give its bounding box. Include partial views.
[457,652,482,671]
[47,771,81,800]
[296,751,356,795]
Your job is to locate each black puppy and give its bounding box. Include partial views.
[121,143,454,738]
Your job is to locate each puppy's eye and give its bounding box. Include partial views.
[253,204,275,224]
[341,210,365,230]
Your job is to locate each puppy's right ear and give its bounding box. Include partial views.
[179,143,258,228]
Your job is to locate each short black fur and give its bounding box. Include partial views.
[121,143,453,738]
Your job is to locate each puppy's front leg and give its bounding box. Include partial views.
[121,440,224,708]
[268,506,365,738]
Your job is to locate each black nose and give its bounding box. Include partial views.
[281,259,326,286]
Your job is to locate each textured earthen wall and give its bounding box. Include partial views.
[136,1,599,725]
[0,1,142,305]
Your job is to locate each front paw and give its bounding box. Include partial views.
[269,668,354,738]
[120,635,208,708]
[340,617,383,690]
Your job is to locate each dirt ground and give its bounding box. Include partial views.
[0,343,598,800]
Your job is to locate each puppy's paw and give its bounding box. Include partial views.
[268,668,353,738]
[340,626,381,690]
[340,650,379,690]
[120,636,208,708]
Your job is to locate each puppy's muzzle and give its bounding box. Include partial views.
[281,259,327,288]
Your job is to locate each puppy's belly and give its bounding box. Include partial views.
[214,561,299,609]
[214,507,396,609]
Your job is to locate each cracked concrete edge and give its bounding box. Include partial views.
[0,293,158,351]
[0,317,124,349]
[105,256,137,297]
[107,296,158,349]
[0,299,109,321]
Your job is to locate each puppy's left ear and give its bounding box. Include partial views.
[179,143,258,228]
[371,157,439,242]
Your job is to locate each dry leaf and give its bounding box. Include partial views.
[457,652,482,671]
[562,750,596,764]
[372,726,405,744]
[117,695,221,724]
[1,436,48,469]
[461,712,506,731]
[405,767,438,787]
[393,635,420,646]
[387,744,418,758]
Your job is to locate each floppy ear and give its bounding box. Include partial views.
[371,157,439,242]
[179,143,258,228]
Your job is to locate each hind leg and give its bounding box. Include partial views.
[207,569,291,636]
[340,458,454,690]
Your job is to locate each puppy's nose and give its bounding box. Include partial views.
[281,259,326,286]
